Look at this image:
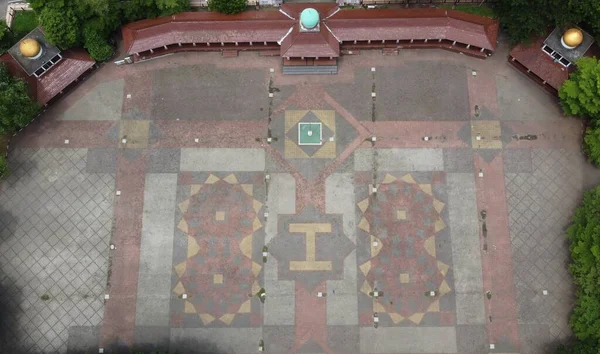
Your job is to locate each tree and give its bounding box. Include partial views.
[83,24,113,61]
[38,7,80,48]
[208,0,247,15]
[583,124,600,166]
[559,57,600,120]
[0,64,40,135]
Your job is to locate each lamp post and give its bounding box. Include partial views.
[307,123,313,137]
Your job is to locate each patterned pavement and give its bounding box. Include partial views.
[0,39,593,354]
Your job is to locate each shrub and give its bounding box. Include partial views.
[584,125,600,166]
[0,155,7,178]
[567,186,600,340]
[0,64,40,134]
[12,11,39,37]
[208,0,247,15]
[83,26,113,61]
[559,57,600,121]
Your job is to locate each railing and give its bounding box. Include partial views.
[5,1,31,27]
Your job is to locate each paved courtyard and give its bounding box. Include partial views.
[0,38,596,354]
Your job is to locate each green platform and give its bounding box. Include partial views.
[298,122,322,145]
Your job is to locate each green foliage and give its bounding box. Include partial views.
[555,339,600,354]
[208,0,247,15]
[39,7,80,48]
[567,186,600,340]
[0,20,13,53]
[31,0,189,58]
[0,64,40,135]
[438,5,496,19]
[0,155,7,178]
[584,125,600,166]
[559,57,600,120]
[83,24,114,61]
[495,0,600,44]
[11,11,39,38]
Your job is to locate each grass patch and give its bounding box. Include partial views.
[12,11,38,37]
[438,4,496,18]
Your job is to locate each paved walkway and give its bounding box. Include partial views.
[0,38,593,354]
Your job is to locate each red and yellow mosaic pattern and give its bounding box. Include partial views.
[358,173,452,325]
[172,174,263,326]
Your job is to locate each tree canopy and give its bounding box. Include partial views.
[0,64,39,135]
[559,57,600,120]
[207,0,247,15]
[30,0,190,60]
[495,0,600,44]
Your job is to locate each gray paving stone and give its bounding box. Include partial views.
[180,148,265,171]
[146,148,181,173]
[66,326,99,354]
[86,148,117,173]
[133,326,171,351]
[360,327,457,353]
[354,148,444,171]
[443,148,474,172]
[456,325,488,353]
[504,149,533,173]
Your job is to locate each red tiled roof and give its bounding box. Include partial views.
[280,25,339,58]
[121,7,499,56]
[509,38,570,90]
[122,11,294,54]
[1,49,94,105]
[327,8,498,51]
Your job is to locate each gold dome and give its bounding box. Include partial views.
[19,39,41,58]
[563,28,584,48]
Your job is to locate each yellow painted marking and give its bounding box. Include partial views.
[358,217,370,232]
[424,236,436,258]
[437,261,449,276]
[373,300,386,312]
[174,261,186,278]
[224,173,238,184]
[252,261,262,277]
[173,281,185,295]
[399,273,410,284]
[357,198,369,213]
[285,139,310,159]
[213,274,223,284]
[313,110,336,132]
[371,235,382,258]
[382,173,397,184]
[238,299,251,313]
[359,260,371,276]
[178,219,189,233]
[251,280,261,295]
[312,141,336,158]
[253,217,263,232]
[215,211,225,221]
[401,174,416,184]
[439,279,451,296]
[433,199,445,213]
[187,236,200,258]
[285,110,308,132]
[239,234,252,258]
[199,313,215,325]
[253,199,263,213]
[190,184,202,195]
[396,209,407,220]
[219,313,235,325]
[360,280,372,295]
[184,300,196,314]
[427,299,440,312]
[205,174,220,184]
[389,313,404,324]
[419,184,432,196]
[241,184,253,196]
[289,223,332,271]
[178,200,189,214]
[471,120,502,149]
[435,218,446,232]
[119,120,150,149]
[409,312,424,324]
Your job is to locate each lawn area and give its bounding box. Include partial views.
[11,11,38,37]
[438,4,497,18]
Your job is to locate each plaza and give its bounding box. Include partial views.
[0,30,596,354]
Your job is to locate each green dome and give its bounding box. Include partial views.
[300,8,319,29]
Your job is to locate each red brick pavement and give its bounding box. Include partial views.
[503,120,582,149]
[101,150,147,347]
[473,152,520,350]
[291,281,333,354]
[10,120,116,149]
[362,121,469,148]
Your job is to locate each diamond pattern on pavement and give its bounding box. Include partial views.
[0,148,113,354]
[505,149,582,346]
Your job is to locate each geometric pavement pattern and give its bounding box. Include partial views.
[505,149,583,349]
[0,148,113,354]
[356,172,454,327]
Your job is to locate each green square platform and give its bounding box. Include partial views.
[298,122,322,145]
